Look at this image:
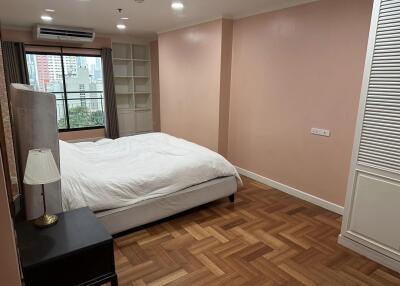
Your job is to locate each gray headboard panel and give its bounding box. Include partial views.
[10,83,62,220]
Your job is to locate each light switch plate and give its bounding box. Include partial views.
[311,128,330,137]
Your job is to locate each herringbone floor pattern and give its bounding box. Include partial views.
[112,177,400,285]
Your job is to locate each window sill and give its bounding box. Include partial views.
[58,126,105,133]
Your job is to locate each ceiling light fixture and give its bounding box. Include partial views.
[41,15,53,22]
[116,24,127,30]
[171,1,184,10]
[120,17,129,20]
[45,9,55,12]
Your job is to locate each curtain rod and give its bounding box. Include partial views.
[25,44,102,51]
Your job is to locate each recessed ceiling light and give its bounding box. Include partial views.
[45,9,55,12]
[41,15,53,22]
[171,1,184,10]
[120,17,129,20]
[116,24,127,30]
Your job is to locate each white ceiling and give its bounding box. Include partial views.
[0,0,318,38]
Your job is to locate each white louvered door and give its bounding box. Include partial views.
[340,0,400,270]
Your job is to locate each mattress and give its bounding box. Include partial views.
[60,133,241,212]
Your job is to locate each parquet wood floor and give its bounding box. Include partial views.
[112,176,400,285]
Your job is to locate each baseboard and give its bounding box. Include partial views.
[236,166,344,215]
[338,234,400,272]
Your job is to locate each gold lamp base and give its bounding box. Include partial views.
[33,214,58,228]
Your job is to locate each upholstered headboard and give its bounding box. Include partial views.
[10,83,62,220]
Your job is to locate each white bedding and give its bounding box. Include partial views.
[60,133,241,212]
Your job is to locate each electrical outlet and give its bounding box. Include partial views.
[311,128,331,137]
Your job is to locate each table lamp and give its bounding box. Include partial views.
[23,149,61,228]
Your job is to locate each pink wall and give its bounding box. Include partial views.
[0,152,20,286]
[218,20,233,157]
[228,0,373,205]
[159,19,232,153]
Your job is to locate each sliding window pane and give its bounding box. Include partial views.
[26,53,106,130]
[26,54,64,93]
[56,100,67,129]
[63,56,103,92]
[54,93,64,100]
[67,95,104,128]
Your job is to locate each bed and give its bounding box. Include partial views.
[60,132,241,234]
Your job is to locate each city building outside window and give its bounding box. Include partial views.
[26,52,105,131]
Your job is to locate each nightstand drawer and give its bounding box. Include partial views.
[23,241,114,286]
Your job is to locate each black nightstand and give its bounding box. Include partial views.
[16,207,118,286]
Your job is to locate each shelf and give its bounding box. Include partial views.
[116,93,134,109]
[113,58,133,61]
[113,59,134,78]
[113,73,150,79]
[133,44,150,61]
[134,92,151,95]
[114,76,150,79]
[114,77,134,94]
[134,93,151,97]
[133,60,150,78]
[112,43,132,59]
[116,92,134,95]
[133,59,151,62]
[135,93,151,110]
[134,77,151,93]
[116,107,152,112]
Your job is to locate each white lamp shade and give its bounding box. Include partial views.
[23,149,61,185]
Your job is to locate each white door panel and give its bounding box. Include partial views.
[340,0,400,270]
[349,172,400,252]
[118,110,135,136]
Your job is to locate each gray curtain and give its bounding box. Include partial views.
[101,48,119,139]
[1,41,29,215]
[1,42,29,94]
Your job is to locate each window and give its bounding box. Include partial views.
[26,52,104,131]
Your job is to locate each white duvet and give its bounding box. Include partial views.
[60,133,241,212]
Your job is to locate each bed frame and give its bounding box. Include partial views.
[97,176,237,235]
[11,85,238,234]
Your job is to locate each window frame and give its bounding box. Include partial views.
[26,50,105,132]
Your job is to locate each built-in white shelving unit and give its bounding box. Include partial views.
[112,43,153,137]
